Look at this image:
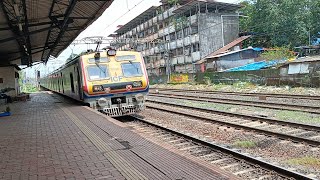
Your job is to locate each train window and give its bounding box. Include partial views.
[88,57,108,63]
[87,65,109,80]
[116,55,136,61]
[121,62,143,77]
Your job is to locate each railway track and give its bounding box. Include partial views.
[145,99,320,146]
[123,115,316,180]
[151,88,320,100]
[148,92,320,114]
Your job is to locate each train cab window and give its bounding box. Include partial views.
[121,62,143,77]
[87,65,109,80]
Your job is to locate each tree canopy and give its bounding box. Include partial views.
[240,0,320,48]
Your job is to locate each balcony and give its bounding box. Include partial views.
[149,48,155,55]
[185,56,192,63]
[168,6,177,17]
[140,24,144,31]
[148,19,153,27]
[159,59,166,67]
[189,14,197,24]
[171,57,178,65]
[158,29,164,37]
[169,25,175,34]
[169,41,176,50]
[154,47,159,53]
[144,22,148,29]
[191,34,199,43]
[191,51,201,61]
[163,11,168,19]
[184,37,190,46]
[176,39,183,48]
[177,56,184,64]
[152,16,157,24]
[163,27,169,35]
[158,14,163,21]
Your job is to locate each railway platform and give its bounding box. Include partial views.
[0,92,237,180]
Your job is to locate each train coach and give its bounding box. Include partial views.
[40,49,149,117]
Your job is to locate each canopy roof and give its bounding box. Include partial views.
[0,0,113,66]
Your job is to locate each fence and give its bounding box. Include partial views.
[149,69,320,87]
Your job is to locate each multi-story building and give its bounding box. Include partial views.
[111,0,241,75]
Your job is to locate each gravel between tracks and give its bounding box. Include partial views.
[138,107,320,178]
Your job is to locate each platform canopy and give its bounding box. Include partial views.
[0,0,113,66]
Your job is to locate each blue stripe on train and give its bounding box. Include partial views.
[83,87,149,99]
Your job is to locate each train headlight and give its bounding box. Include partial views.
[132,81,142,87]
[93,85,104,92]
[107,49,117,56]
[97,98,108,107]
[134,93,144,102]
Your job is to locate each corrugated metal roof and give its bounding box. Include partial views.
[196,35,251,64]
[0,0,114,66]
[173,0,241,14]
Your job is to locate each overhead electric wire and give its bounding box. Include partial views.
[97,0,147,35]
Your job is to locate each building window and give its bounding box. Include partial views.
[0,78,3,83]
[192,43,200,52]
[184,27,190,36]
[177,30,183,39]
[170,33,176,41]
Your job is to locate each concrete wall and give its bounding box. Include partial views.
[198,13,239,59]
[0,66,20,97]
[149,67,320,87]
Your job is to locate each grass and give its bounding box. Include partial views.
[275,110,320,124]
[233,140,257,148]
[21,84,39,93]
[184,101,233,112]
[286,157,320,168]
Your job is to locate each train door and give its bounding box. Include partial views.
[76,66,83,100]
[70,72,75,94]
[58,78,60,92]
[61,72,64,94]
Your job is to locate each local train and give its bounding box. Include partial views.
[40,48,149,116]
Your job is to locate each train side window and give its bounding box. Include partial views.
[70,73,75,93]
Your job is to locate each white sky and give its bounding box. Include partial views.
[26,0,241,77]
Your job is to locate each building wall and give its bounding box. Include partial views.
[113,4,240,75]
[198,13,238,59]
[0,66,20,97]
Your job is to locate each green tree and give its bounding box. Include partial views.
[240,0,319,48]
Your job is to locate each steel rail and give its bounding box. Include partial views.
[148,93,320,114]
[146,100,320,146]
[130,115,315,180]
[151,88,320,100]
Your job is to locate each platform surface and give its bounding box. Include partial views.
[0,92,237,180]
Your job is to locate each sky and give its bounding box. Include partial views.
[25,0,240,78]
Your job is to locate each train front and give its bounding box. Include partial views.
[82,49,149,116]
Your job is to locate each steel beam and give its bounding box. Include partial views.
[41,0,78,62]
[0,25,58,44]
[22,0,32,66]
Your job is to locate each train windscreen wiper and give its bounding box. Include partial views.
[95,62,106,76]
